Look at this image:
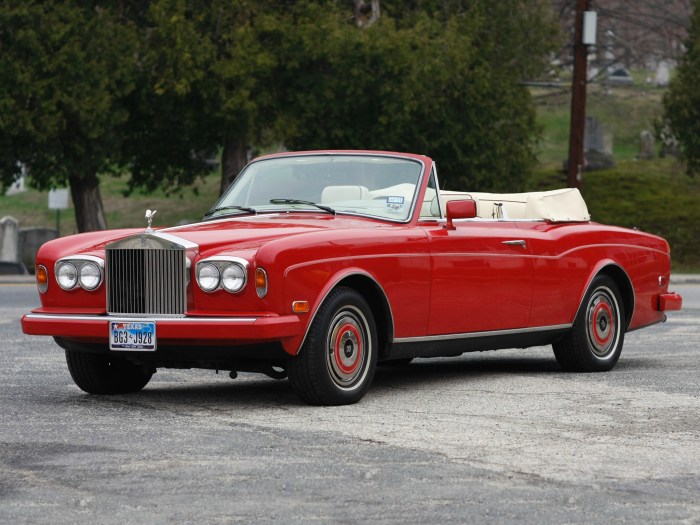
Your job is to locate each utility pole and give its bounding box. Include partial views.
[567,0,593,189]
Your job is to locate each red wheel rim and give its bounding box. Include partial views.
[333,323,363,376]
[326,306,370,389]
[586,288,619,358]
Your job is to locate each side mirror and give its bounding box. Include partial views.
[445,200,476,230]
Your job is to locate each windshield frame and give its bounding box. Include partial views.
[204,152,427,224]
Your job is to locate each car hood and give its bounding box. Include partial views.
[39,213,391,262]
[157,213,385,254]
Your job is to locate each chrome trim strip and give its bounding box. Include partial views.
[431,165,443,219]
[197,256,249,266]
[56,255,105,268]
[149,232,199,250]
[393,323,572,344]
[427,218,547,224]
[25,313,258,323]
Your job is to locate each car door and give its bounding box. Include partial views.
[425,220,533,335]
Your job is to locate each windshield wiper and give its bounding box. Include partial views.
[203,205,257,219]
[269,199,336,215]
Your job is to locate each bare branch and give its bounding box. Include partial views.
[354,0,380,28]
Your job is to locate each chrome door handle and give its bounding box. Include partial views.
[502,240,527,249]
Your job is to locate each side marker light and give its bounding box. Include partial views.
[292,301,310,314]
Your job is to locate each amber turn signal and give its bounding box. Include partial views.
[255,267,268,298]
[292,301,310,314]
[36,265,49,294]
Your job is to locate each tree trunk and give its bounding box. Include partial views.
[69,171,107,233]
[219,138,248,194]
[219,139,248,196]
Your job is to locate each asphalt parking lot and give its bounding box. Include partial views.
[1,282,699,524]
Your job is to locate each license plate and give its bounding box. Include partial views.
[109,320,157,351]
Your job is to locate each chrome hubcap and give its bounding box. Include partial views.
[326,307,369,388]
[586,288,618,357]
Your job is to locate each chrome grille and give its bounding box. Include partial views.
[106,246,187,316]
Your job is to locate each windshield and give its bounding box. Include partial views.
[206,154,424,222]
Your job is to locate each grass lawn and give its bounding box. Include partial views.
[1,172,220,236]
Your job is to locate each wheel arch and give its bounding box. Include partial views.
[581,263,635,330]
[336,274,394,360]
[299,271,394,359]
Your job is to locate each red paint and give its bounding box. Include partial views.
[658,293,682,311]
[591,302,613,346]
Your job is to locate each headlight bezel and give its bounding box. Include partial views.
[196,257,249,294]
[221,263,247,293]
[55,256,104,291]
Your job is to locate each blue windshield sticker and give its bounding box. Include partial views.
[386,196,405,211]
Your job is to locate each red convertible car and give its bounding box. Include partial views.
[22,151,683,405]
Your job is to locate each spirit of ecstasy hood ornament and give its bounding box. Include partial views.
[145,209,157,233]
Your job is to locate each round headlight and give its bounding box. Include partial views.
[221,263,246,293]
[79,262,101,290]
[56,262,78,290]
[197,263,220,292]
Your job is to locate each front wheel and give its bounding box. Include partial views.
[288,287,378,405]
[553,274,625,372]
[65,349,153,395]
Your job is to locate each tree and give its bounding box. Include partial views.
[663,0,700,175]
[130,0,558,195]
[280,0,558,191]
[125,0,290,196]
[0,2,138,231]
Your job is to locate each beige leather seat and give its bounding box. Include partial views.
[321,185,370,203]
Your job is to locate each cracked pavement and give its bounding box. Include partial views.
[1,283,699,524]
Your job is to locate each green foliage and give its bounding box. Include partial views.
[0,1,137,188]
[1,0,560,216]
[663,0,700,176]
[280,0,560,192]
[119,0,294,193]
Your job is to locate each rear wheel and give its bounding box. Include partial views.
[553,274,625,372]
[65,349,152,394]
[288,287,377,405]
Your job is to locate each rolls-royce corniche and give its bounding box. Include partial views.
[22,151,683,405]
